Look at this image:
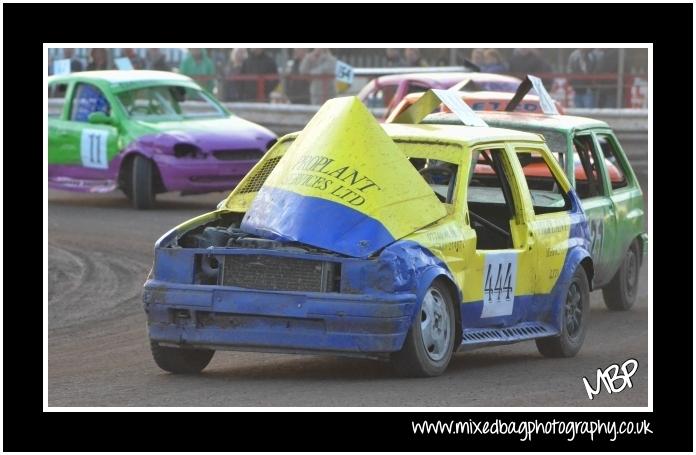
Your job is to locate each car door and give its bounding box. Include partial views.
[510,143,577,323]
[463,144,536,329]
[48,81,73,167]
[591,130,644,281]
[568,131,616,286]
[52,82,120,182]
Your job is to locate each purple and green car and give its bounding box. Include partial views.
[48,70,277,208]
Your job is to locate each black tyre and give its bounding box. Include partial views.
[536,266,590,358]
[121,184,133,201]
[391,281,456,377]
[150,342,215,374]
[132,155,155,209]
[602,240,640,311]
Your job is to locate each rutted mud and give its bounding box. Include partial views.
[48,244,149,329]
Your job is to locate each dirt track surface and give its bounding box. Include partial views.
[48,149,649,407]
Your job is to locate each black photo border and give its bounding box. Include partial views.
[10,1,692,452]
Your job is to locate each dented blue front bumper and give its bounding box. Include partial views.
[143,280,416,356]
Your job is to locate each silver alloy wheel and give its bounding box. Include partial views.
[420,287,451,361]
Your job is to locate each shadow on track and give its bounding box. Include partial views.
[149,350,546,382]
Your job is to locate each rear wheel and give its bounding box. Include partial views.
[150,342,215,374]
[391,281,456,377]
[602,240,640,311]
[536,266,590,358]
[132,155,156,209]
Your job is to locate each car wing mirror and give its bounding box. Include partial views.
[88,111,114,125]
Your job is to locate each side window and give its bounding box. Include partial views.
[572,135,606,199]
[516,149,571,215]
[365,83,397,108]
[467,148,516,250]
[48,83,68,118]
[410,158,458,204]
[406,82,428,95]
[70,83,111,122]
[595,134,629,190]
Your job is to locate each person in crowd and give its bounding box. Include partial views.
[470,48,486,67]
[209,48,227,75]
[385,48,405,67]
[209,48,231,96]
[179,48,216,92]
[63,48,84,72]
[300,48,337,105]
[240,48,278,101]
[432,49,450,66]
[223,48,248,101]
[567,48,597,108]
[508,48,551,75]
[480,49,507,73]
[122,48,145,69]
[145,48,170,72]
[404,48,428,67]
[593,48,619,107]
[284,48,311,104]
[87,48,110,71]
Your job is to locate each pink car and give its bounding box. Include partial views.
[358,72,522,120]
[385,90,566,123]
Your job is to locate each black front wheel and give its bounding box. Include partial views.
[536,266,590,358]
[131,155,156,210]
[150,342,215,374]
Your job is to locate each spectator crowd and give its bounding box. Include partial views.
[49,47,634,108]
[466,47,620,108]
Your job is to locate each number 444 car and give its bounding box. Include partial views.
[143,91,594,377]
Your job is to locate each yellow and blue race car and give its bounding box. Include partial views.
[143,91,593,377]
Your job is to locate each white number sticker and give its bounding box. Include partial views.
[481,252,518,318]
[80,129,109,169]
[335,60,354,85]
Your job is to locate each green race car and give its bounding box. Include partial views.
[421,98,647,311]
[48,70,277,208]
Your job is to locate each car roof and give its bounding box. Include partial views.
[460,90,539,101]
[375,72,521,87]
[403,90,539,102]
[48,70,194,85]
[381,122,544,146]
[425,111,609,132]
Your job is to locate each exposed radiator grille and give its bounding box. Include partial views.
[237,156,282,193]
[213,149,264,161]
[221,255,340,292]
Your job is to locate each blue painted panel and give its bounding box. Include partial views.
[241,186,394,258]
